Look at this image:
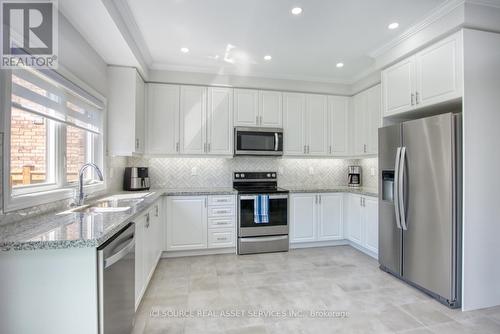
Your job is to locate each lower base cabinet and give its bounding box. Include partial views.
[135,199,164,309]
[345,194,379,256]
[290,193,343,244]
[166,195,236,252]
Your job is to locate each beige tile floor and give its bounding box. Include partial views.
[132,246,500,334]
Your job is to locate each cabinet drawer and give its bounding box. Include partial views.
[208,195,235,206]
[208,228,235,248]
[208,206,234,217]
[208,217,235,229]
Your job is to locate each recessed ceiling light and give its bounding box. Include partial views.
[388,22,399,30]
[336,62,344,68]
[291,7,303,15]
[180,47,190,53]
[264,55,272,61]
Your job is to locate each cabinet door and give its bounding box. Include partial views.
[207,87,233,155]
[366,85,382,154]
[364,197,379,254]
[259,91,282,127]
[180,86,207,154]
[347,194,363,245]
[305,94,329,156]
[352,92,367,155]
[290,194,316,243]
[166,196,207,250]
[134,214,146,306]
[328,96,349,156]
[234,89,259,126]
[151,201,163,260]
[317,193,343,241]
[382,57,415,116]
[146,84,180,155]
[415,32,462,108]
[143,211,155,283]
[135,73,145,154]
[283,93,306,155]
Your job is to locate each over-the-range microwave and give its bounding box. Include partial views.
[234,127,283,156]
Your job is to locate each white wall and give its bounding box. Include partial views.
[462,28,500,311]
[149,69,352,96]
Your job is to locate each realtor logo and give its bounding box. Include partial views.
[1,0,58,68]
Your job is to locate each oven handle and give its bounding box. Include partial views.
[239,194,288,200]
[239,235,288,243]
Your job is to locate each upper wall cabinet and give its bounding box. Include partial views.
[351,85,381,156]
[234,89,282,127]
[107,66,145,156]
[305,94,329,156]
[180,86,207,155]
[382,31,463,117]
[146,84,180,155]
[207,87,234,155]
[328,96,349,156]
[283,92,306,155]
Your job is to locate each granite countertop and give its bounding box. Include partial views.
[284,186,378,197]
[0,188,236,252]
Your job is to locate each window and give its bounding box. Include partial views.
[4,68,105,210]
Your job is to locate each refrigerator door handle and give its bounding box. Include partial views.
[394,147,402,230]
[399,146,408,230]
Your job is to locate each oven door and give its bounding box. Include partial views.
[234,127,283,156]
[238,194,288,237]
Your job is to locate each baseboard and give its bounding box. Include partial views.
[290,239,349,249]
[161,247,236,258]
[348,241,379,260]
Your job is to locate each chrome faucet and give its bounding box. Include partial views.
[75,163,104,206]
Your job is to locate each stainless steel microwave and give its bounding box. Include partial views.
[234,127,283,156]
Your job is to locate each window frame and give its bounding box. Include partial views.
[1,68,107,212]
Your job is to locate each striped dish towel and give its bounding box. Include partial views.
[254,195,270,224]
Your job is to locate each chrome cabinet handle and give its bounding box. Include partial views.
[415,92,419,105]
[208,143,211,152]
[176,142,180,153]
[146,213,150,228]
[304,145,306,154]
[204,197,207,208]
[399,147,407,230]
[360,197,362,207]
[329,146,332,154]
[315,195,318,204]
[135,138,140,149]
[155,205,159,217]
[394,147,402,229]
[256,115,259,125]
[411,93,415,106]
[260,116,263,125]
[319,195,321,205]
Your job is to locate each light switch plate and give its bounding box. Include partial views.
[278,167,284,175]
[308,167,314,175]
[370,167,376,176]
[191,167,198,176]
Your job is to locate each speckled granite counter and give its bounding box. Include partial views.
[0,188,236,252]
[285,186,378,198]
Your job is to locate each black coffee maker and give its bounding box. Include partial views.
[348,166,361,187]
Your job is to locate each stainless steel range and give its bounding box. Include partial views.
[233,172,289,255]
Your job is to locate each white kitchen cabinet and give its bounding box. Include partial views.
[382,31,462,116]
[234,89,282,127]
[166,196,208,251]
[180,86,207,155]
[207,87,233,155]
[283,92,306,155]
[363,197,379,254]
[234,88,259,126]
[166,195,236,252]
[351,85,381,155]
[107,66,146,156]
[259,90,282,127]
[146,84,180,155]
[345,194,378,257]
[317,193,344,241]
[305,94,329,156]
[290,193,343,244]
[328,96,349,156]
[290,194,316,243]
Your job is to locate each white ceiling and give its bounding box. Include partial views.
[126,0,448,83]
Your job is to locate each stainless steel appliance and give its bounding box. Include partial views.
[234,172,289,254]
[234,127,283,156]
[378,112,462,308]
[348,166,361,187]
[124,167,150,191]
[97,222,135,334]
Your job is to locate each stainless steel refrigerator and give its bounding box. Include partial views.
[378,112,462,308]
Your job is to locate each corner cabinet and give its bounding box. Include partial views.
[290,193,343,244]
[107,66,145,156]
[382,31,463,117]
[345,194,378,257]
[234,89,282,127]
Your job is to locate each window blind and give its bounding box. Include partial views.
[11,68,103,134]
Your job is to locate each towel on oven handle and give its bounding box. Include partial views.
[254,195,270,224]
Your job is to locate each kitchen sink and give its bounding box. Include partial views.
[59,192,153,215]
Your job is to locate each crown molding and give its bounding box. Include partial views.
[149,62,356,85]
[466,0,500,8]
[368,0,465,58]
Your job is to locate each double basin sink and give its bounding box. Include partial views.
[63,192,153,214]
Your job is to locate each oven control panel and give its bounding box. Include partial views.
[233,172,277,180]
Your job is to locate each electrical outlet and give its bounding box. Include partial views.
[308,167,314,175]
[191,167,198,176]
[278,167,284,175]
[370,167,376,176]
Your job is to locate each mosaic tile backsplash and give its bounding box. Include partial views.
[128,156,379,190]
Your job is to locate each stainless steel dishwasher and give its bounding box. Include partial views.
[97,222,135,334]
